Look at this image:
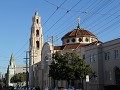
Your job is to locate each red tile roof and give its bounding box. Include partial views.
[54,41,102,50]
[62,29,96,40]
[85,41,102,46]
[54,43,86,50]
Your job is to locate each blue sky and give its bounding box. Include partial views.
[0,0,120,74]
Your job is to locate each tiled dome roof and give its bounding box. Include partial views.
[62,29,96,40]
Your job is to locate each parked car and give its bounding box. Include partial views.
[53,86,64,90]
[67,86,75,90]
[43,87,49,90]
[53,86,59,90]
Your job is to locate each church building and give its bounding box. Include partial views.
[29,12,120,90]
[6,53,26,86]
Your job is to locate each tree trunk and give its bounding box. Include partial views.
[81,79,84,90]
[54,80,55,88]
[67,80,70,87]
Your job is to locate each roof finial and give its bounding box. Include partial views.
[10,53,14,65]
[77,18,80,30]
[35,11,39,16]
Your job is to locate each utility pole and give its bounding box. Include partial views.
[24,51,30,89]
[47,35,57,53]
[47,36,57,88]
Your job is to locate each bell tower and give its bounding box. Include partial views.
[29,11,43,86]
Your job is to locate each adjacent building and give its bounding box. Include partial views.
[6,53,26,86]
[29,12,120,90]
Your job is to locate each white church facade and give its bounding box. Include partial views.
[29,12,120,90]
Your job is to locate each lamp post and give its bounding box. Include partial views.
[86,75,89,90]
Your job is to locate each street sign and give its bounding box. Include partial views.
[86,75,89,82]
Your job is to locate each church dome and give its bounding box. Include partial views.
[61,18,98,45]
[62,29,96,40]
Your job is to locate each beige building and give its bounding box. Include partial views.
[29,12,120,90]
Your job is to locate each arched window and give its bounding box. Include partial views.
[36,41,39,48]
[36,30,39,36]
[36,19,39,24]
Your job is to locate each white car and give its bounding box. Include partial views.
[44,87,49,90]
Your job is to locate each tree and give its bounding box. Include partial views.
[10,72,26,86]
[49,52,94,89]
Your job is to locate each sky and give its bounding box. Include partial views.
[0,0,120,74]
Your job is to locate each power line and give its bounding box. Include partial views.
[44,0,58,7]
[54,0,104,36]
[99,24,120,41]
[14,41,29,56]
[85,1,120,29]
[88,9,120,32]
[43,0,68,26]
[43,0,81,35]
[92,15,119,34]
[54,2,120,45]
[53,1,101,45]
[81,0,113,25]
[96,17,120,36]
[10,0,67,67]
[51,0,93,36]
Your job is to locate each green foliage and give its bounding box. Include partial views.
[10,72,26,83]
[49,52,94,81]
[0,82,5,87]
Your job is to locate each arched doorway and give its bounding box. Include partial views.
[114,67,120,85]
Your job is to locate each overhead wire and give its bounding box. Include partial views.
[53,1,110,44]
[43,2,118,42]
[81,0,113,25]
[96,16,120,36]
[88,9,120,32]
[52,0,97,38]
[99,23,120,41]
[4,0,79,64]
[92,12,120,34]
[85,1,119,29]
[2,1,67,64]
[8,0,67,62]
[14,40,29,56]
[42,0,68,26]
[43,0,82,35]
[0,0,87,72]
[10,0,120,59]
[2,0,120,72]
[53,4,98,45]
[52,0,92,36]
